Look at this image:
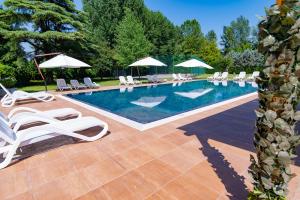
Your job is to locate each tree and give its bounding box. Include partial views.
[221,16,252,54]
[143,10,179,56]
[248,0,300,199]
[206,30,217,43]
[179,19,205,55]
[114,8,152,67]
[198,39,222,67]
[0,0,86,55]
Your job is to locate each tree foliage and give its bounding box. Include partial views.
[114,8,152,67]
[248,0,300,199]
[221,16,253,54]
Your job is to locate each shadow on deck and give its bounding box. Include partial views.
[178,100,300,199]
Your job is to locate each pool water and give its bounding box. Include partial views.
[66,81,257,124]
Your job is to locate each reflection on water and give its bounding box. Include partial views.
[131,96,167,108]
[175,88,214,99]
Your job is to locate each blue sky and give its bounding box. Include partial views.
[1,0,274,40]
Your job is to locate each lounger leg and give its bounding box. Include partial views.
[0,143,20,170]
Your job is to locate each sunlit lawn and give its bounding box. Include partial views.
[18,74,240,92]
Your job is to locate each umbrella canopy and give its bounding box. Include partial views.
[175,59,213,69]
[129,57,167,67]
[39,54,91,69]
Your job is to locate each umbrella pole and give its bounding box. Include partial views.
[34,58,48,91]
[137,66,140,80]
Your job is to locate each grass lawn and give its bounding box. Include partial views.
[18,74,240,92]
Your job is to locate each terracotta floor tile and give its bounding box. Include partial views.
[57,172,91,199]
[119,170,157,198]
[161,131,194,146]
[27,158,75,189]
[187,162,227,193]
[75,187,109,200]
[127,133,157,145]
[80,158,126,189]
[142,139,177,158]
[69,149,104,170]
[162,180,206,200]
[111,154,136,171]
[102,179,138,200]
[159,147,204,173]
[6,192,34,200]
[119,147,154,167]
[32,179,72,200]
[150,189,177,200]
[0,170,29,199]
[145,193,164,200]
[136,160,180,188]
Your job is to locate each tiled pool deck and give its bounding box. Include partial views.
[0,85,299,200]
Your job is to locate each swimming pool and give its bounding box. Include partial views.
[63,80,257,130]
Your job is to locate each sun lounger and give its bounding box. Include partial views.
[233,72,246,81]
[5,107,82,127]
[56,79,72,91]
[172,74,179,81]
[70,80,87,90]
[84,77,99,88]
[178,73,187,81]
[119,76,128,85]
[207,72,220,81]
[0,84,55,108]
[127,76,141,85]
[0,116,108,169]
[246,71,260,82]
[217,72,228,81]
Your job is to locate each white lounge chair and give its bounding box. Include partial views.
[217,72,228,81]
[172,74,179,81]
[70,80,87,90]
[247,71,260,82]
[0,116,108,169]
[119,76,128,85]
[233,72,246,81]
[56,79,72,91]
[207,72,220,81]
[0,84,55,108]
[153,75,162,83]
[178,73,187,81]
[84,77,99,88]
[127,76,141,85]
[6,107,82,127]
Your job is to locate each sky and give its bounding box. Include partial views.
[1,0,274,41]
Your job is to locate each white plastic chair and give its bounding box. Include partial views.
[127,76,141,85]
[172,74,179,81]
[119,76,128,85]
[207,72,220,81]
[217,72,228,81]
[0,116,108,169]
[56,79,72,91]
[70,80,87,90]
[0,84,55,108]
[84,77,99,88]
[178,73,187,81]
[234,72,246,81]
[247,71,260,82]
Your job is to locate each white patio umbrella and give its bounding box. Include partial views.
[175,58,213,72]
[38,54,91,90]
[129,57,167,75]
[39,54,91,69]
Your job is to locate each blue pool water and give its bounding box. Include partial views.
[66,81,257,124]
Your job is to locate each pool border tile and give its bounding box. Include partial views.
[58,92,257,131]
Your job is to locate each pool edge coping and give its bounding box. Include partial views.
[57,91,258,132]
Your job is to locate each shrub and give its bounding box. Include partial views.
[0,63,16,88]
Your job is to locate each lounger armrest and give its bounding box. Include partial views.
[8,107,39,119]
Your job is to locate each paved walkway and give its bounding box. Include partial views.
[0,88,299,200]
